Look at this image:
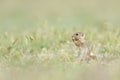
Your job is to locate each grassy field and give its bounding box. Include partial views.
[0,0,120,80]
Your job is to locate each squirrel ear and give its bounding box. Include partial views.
[81,32,85,38]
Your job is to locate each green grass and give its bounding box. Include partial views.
[0,0,120,80]
[0,23,120,80]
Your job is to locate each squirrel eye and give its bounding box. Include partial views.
[75,33,78,36]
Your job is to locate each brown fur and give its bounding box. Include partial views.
[72,32,96,62]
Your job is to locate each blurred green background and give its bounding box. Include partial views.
[0,0,120,32]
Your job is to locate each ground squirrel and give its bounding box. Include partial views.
[72,32,96,62]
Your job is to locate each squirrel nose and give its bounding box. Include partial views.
[72,36,75,40]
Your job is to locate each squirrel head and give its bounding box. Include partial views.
[72,32,86,47]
